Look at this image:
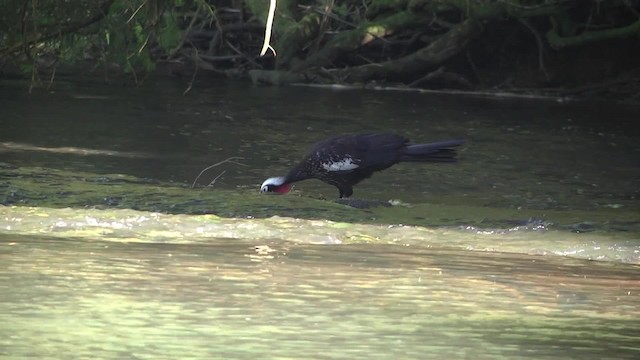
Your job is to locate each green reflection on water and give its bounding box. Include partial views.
[1,165,639,234]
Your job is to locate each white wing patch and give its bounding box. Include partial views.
[322,157,359,172]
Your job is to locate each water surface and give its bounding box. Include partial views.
[0,79,639,359]
[1,230,639,359]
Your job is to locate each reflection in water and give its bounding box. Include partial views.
[1,236,638,359]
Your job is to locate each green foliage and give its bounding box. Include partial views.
[19,63,33,75]
[333,3,351,18]
[157,13,181,51]
[59,35,89,64]
[102,0,157,76]
[0,0,189,81]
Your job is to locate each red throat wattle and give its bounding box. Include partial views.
[274,183,293,194]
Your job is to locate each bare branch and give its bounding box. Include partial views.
[191,156,247,189]
[518,18,549,81]
[207,170,226,187]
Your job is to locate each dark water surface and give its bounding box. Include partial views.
[1,79,639,359]
[1,79,638,210]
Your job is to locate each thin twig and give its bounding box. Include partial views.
[465,51,481,83]
[309,4,357,28]
[184,45,199,95]
[408,66,445,87]
[21,0,30,59]
[207,170,226,187]
[170,6,201,58]
[137,33,151,54]
[518,18,550,81]
[198,54,244,61]
[29,59,36,93]
[226,40,261,68]
[191,156,247,188]
[127,0,147,23]
[47,63,57,90]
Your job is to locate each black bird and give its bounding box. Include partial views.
[260,133,464,198]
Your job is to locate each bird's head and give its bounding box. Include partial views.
[260,176,293,195]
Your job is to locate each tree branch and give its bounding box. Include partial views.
[0,0,115,56]
[546,18,640,49]
[336,18,483,82]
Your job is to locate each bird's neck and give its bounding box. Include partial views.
[284,163,312,183]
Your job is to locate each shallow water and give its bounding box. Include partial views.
[0,78,639,359]
[1,79,638,211]
[1,231,639,359]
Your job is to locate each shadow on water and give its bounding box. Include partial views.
[1,79,639,358]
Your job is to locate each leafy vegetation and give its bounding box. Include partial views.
[1,0,639,100]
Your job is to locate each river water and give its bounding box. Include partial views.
[0,79,639,359]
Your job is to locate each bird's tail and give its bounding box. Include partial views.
[401,139,465,162]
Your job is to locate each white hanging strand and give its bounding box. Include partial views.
[260,0,277,56]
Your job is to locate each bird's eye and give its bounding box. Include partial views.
[260,186,270,193]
